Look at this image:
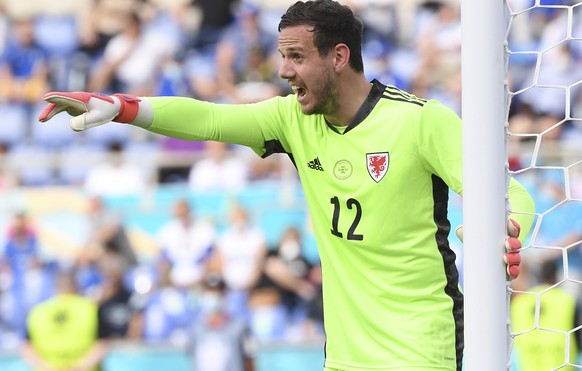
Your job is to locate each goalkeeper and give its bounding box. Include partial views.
[39,1,535,370]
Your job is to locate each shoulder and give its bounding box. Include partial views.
[376,84,459,121]
[379,84,428,108]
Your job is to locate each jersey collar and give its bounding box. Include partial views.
[326,79,386,135]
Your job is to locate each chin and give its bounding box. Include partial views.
[299,104,316,115]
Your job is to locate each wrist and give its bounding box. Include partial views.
[112,94,141,123]
[110,94,153,128]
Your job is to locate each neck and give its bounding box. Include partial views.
[324,73,372,127]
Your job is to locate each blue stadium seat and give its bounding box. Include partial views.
[33,15,82,91]
[30,103,77,149]
[58,142,106,185]
[7,143,54,186]
[257,206,308,247]
[188,190,229,223]
[33,16,79,57]
[0,103,28,147]
[153,184,191,206]
[84,122,132,147]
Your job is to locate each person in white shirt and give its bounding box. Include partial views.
[213,203,267,319]
[156,199,217,289]
[84,142,148,197]
[188,141,250,194]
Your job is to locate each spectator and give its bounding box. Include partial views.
[190,0,238,52]
[189,274,254,371]
[20,269,108,371]
[95,253,144,340]
[0,211,48,337]
[188,141,250,193]
[212,203,267,320]
[344,0,399,49]
[156,198,216,289]
[0,16,48,104]
[252,226,323,340]
[0,3,8,54]
[214,2,280,102]
[1,211,41,279]
[511,260,581,371]
[262,227,317,322]
[83,142,148,197]
[78,0,140,62]
[303,261,324,339]
[0,143,17,191]
[412,1,461,112]
[518,42,582,141]
[76,195,138,271]
[89,10,176,96]
[75,195,138,299]
[141,269,195,345]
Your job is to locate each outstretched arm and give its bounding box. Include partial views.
[38,92,289,155]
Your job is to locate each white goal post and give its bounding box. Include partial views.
[461,0,510,370]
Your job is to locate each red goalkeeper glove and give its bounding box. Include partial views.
[38,91,141,131]
[455,218,522,279]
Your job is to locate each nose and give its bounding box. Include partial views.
[278,58,294,80]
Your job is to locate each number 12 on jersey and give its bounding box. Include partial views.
[330,196,364,241]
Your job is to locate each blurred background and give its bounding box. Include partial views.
[0,0,580,370]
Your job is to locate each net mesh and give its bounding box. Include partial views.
[505,1,582,369]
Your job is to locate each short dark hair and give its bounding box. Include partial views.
[278,0,364,73]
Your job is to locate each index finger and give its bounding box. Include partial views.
[507,219,520,238]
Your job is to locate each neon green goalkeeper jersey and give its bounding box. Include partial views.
[145,80,534,371]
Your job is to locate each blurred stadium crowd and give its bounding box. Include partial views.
[0,0,582,369]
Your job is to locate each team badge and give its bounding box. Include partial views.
[366,152,389,183]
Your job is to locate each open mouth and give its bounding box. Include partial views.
[292,85,307,98]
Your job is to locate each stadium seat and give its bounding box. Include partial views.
[257,206,308,247]
[31,102,77,149]
[84,121,132,147]
[0,103,28,147]
[188,190,229,224]
[7,143,54,186]
[33,16,79,57]
[58,142,106,185]
[33,15,82,91]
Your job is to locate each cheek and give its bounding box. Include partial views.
[301,66,325,87]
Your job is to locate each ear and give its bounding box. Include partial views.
[333,43,351,72]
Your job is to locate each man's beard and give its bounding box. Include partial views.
[305,70,339,116]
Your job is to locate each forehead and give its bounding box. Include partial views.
[278,24,316,52]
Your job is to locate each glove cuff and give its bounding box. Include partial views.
[112,94,141,123]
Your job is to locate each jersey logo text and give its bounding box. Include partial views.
[333,160,353,180]
[367,152,389,182]
[308,157,324,171]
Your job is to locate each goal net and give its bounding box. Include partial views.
[506,1,582,370]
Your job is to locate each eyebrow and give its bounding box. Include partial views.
[278,47,305,54]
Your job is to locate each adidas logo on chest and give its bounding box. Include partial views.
[307,157,324,171]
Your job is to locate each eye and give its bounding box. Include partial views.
[292,54,303,62]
